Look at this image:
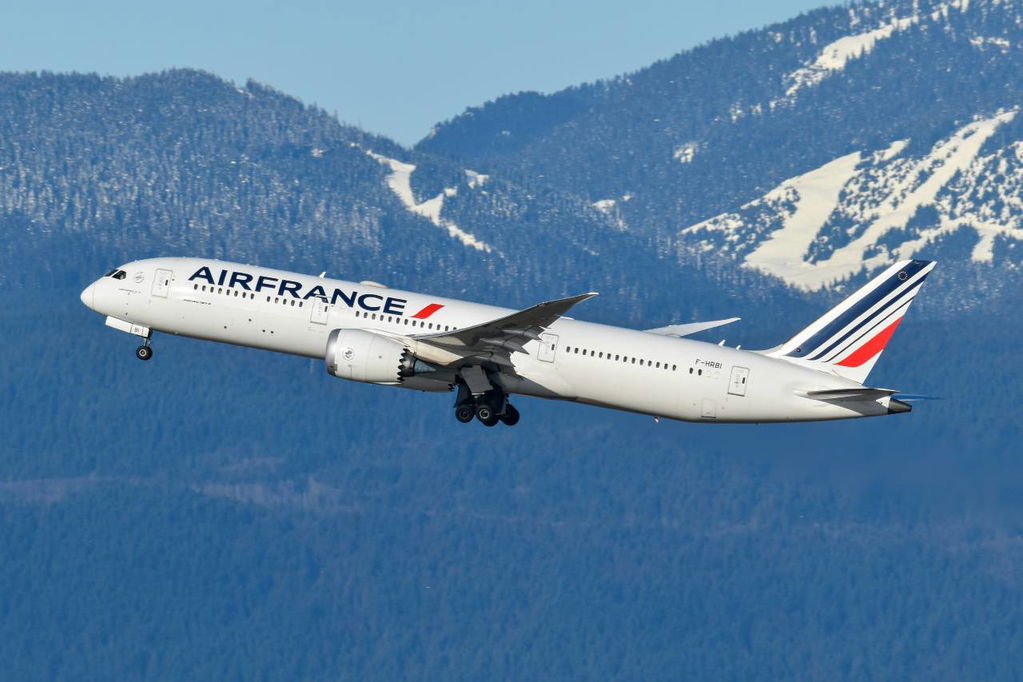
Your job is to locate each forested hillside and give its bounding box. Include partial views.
[2,0,1022,679]
[422,0,1023,301]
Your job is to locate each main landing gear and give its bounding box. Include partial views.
[453,381,520,427]
[135,337,153,361]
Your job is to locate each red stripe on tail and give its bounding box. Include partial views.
[411,303,444,319]
[836,318,903,368]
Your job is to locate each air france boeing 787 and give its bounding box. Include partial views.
[80,258,934,426]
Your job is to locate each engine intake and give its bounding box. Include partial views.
[325,329,432,384]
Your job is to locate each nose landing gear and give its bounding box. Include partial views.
[135,338,153,361]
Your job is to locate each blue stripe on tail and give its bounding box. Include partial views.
[784,259,932,359]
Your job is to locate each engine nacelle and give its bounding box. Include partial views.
[325,329,431,385]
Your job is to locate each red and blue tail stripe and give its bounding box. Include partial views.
[769,259,936,383]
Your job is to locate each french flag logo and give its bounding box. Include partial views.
[410,303,444,319]
[771,259,936,383]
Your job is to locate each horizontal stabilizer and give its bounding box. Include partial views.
[646,317,740,338]
[892,393,942,402]
[803,387,897,401]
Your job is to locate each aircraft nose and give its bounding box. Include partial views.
[80,283,95,310]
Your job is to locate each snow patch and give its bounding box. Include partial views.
[970,35,1012,51]
[815,111,1017,278]
[674,143,698,164]
[592,198,629,230]
[365,151,494,253]
[465,169,489,188]
[876,139,909,162]
[680,111,1021,290]
[744,152,864,288]
[777,2,972,104]
[780,18,914,101]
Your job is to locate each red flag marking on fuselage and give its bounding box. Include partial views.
[411,303,444,319]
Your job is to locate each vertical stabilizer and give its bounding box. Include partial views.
[765,259,936,384]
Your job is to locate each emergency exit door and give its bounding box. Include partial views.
[538,333,559,363]
[728,366,749,396]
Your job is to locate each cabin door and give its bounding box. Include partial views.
[310,299,330,325]
[152,269,172,298]
[728,366,749,397]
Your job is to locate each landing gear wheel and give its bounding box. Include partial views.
[135,345,153,361]
[499,404,520,426]
[476,403,499,427]
[454,404,475,423]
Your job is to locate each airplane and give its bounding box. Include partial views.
[80,257,935,426]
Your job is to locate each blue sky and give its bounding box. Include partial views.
[3,0,829,145]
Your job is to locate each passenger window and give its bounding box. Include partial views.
[698,369,703,376]
[615,354,620,361]
[672,364,677,371]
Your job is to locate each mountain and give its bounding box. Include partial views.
[2,1,1023,679]
[420,0,1023,304]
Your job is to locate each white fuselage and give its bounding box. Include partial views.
[81,257,890,423]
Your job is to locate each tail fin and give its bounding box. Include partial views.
[765,259,936,384]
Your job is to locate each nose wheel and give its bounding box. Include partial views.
[135,341,153,361]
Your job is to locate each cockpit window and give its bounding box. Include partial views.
[112,270,126,280]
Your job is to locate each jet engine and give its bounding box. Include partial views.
[325,328,433,384]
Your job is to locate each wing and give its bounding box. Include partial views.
[645,317,740,337]
[410,292,597,366]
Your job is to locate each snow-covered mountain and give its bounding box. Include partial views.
[422,0,1023,302]
[8,0,1023,312]
[681,111,1023,290]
